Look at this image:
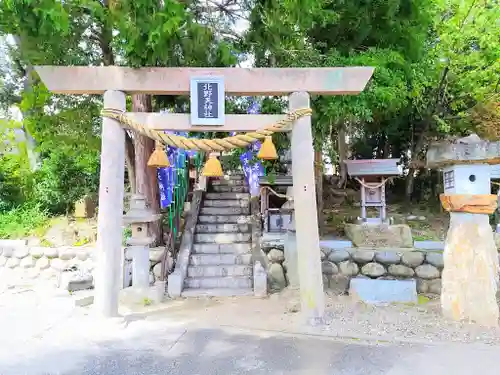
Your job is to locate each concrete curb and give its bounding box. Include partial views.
[214,323,500,349]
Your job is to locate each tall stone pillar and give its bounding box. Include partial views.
[94,90,126,318]
[427,137,500,326]
[283,128,300,289]
[289,92,325,324]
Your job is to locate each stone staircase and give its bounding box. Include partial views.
[181,174,254,297]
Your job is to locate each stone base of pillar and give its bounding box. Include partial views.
[253,261,267,297]
[442,213,499,326]
[284,230,299,289]
[119,283,165,308]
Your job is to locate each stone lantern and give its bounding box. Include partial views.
[426,135,500,326]
[122,194,162,302]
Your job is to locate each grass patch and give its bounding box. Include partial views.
[40,238,52,247]
[398,295,431,308]
[417,295,430,304]
[0,205,50,239]
[322,202,448,240]
[413,234,436,241]
[73,237,91,247]
[122,226,132,246]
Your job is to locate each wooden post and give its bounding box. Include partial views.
[360,178,367,221]
[289,92,325,325]
[94,90,126,317]
[381,177,387,222]
[261,188,268,218]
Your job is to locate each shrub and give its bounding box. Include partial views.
[32,149,99,215]
[0,204,49,239]
[0,152,34,212]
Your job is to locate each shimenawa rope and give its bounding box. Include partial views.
[101,108,312,152]
[260,186,292,200]
[354,177,394,189]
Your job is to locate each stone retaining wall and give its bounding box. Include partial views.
[0,240,165,288]
[261,240,445,295]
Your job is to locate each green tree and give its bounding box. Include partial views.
[0,0,242,236]
[246,0,437,203]
[246,0,499,202]
[401,0,500,200]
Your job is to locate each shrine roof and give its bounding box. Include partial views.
[344,159,401,177]
[426,140,500,168]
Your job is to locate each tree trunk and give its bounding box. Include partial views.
[12,36,39,170]
[405,126,428,204]
[405,168,417,205]
[383,134,390,158]
[97,1,136,195]
[125,132,136,193]
[314,149,324,235]
[132,94,162,244]
[336,125,348,188]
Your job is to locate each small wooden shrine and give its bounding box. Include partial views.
[258,175,293,233]
[344,159,401,224]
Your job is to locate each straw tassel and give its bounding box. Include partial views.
[257,136,278,160]
[147,143,170,168]
[202,154,224,177]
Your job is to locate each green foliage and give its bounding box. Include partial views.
[0,0,498,228]
[246,0,441,166]
[0,154,31,212]
[73,237,90,247]
[0,204,49,239]
[244,0,499,203]
[0,0,245,240]
[0,105,99,216]
[115,0,238,68]
[0,120,34,211]
[32,149,99,214]
[122,226,132,246]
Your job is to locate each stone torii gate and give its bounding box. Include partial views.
[35,66,374,323]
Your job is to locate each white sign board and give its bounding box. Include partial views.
[443,170,455,190]
[491,165,500,179]
[190,76,225,126]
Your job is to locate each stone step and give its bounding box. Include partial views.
[190,253,252,266]
[220,174,245,180]
[205,192,250,200]
[203,199,250,208]
[200,206,250,216]
[187,264,252,278]
[181,288,254,297]
[184,276,253,289]
[211,179,246,186]
[192,243,252,254]
[194,232,251,244]
[198,215,252,224]
[210,185,249,193]
[195,223,250,233]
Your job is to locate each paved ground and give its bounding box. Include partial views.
[1,288,500,375]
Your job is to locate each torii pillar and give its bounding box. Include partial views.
[34,66,374,322]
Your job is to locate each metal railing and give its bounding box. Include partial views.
[159,150,205,281]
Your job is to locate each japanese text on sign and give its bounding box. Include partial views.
[196,81,219,119]
[190,76,224,125]
[201,83,214,118]
[444,170,455,190]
